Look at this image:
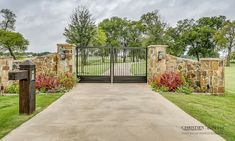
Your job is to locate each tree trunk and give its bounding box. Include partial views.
[81,49,86,73]
[123,49,127,63]
[195,51,200,61]
[101,48,105,63]
[114,49,117,63]
[132,51,135,62]
[8,48,16,60]
[226,47,232,67]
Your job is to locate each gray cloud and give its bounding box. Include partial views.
[0,0,235,52]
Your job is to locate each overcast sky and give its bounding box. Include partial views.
[0,0,235,52]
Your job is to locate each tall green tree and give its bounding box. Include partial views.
[0,9,28,59]
[0,30,29,60]
[177,16,226,60]
[140,10,166,46]
[0,9,16,31]
[165,19,194,57]
[92,28,107,62]
[64,6,95,47]
[64,6,95,72]
[99,17,129,62]
[215,21,235,66]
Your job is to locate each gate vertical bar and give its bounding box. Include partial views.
[110,47,113,83]
[146,47,148,79]
[76,47,78,78]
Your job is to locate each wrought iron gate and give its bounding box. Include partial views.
[76,46,147,83]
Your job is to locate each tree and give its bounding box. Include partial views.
[99,17,129,62]
[174,16,226,61]
[64,6,95,72]
[231,51,235,61]
[182,25,219,61]
[92,28,107,47]
[126,21,145,62]
[164,19,195,57]
[92,28,107,62]
[0,30,29,60]
[140,10,166,46]
[215,21,235,66]
[0,9,16,31]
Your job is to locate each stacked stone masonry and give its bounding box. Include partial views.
[0,44,75,88]
[148,45,225,95]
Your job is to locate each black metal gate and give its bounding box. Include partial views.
[76,46,147,83]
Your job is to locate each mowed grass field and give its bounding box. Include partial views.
[130,61,146,76]
[77,56,147,76]
[162,63,235,141]
[0,94,63,139]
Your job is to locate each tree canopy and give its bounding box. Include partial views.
[0,9,28,60]
[215,21,235,66]
[0,30,29,59]
[0,9,16,31]
[64,6,234,64]
[64,6,95,47]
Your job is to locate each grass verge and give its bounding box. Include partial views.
[160,63,235,141]
[0,93,63,139]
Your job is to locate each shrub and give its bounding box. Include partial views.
[4,83,19,94]
[158,72,183,91]
[35,72,76,93]
[149,72,195,94]
[36,73,60,93]
[157,86,170,92]
[176,86,193,94]
[59,72,76,90]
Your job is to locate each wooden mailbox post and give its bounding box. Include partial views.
[9,60,36,115]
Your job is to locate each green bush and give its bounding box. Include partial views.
[176,86,193,94]
[4,83,19,94]
[157,86,170,92]
[59,72,77,90]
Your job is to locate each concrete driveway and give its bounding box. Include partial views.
[2,84,224,141]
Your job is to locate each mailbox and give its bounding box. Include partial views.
[9,60,36,115]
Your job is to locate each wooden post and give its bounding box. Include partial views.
[9,60,36,115]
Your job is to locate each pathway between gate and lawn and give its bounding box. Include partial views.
[2,84,224,141]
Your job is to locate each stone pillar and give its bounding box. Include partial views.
[147,45,168,79]
[0,57,13,88]
[57,44,76,73]
[200,58,225,95]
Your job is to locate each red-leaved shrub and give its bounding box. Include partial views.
[149,72,183,92]
[159,72,183,91]
[36,74,60,92]
[36,72,76,93]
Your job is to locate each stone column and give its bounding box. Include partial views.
[200,58,225,95]
[57,44,76,73]
[147,45,168,79]
[0,57,13,88]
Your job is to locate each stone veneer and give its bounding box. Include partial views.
[0,44,76,89]
[0,57,13,88]
[148,45,225,95]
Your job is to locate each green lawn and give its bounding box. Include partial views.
[78,63,110,75]
[0,94,63,139]
[162,63,235,141]
[225,63,235,92]
[130,61,146,76]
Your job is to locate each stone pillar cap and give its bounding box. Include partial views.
[148,45,168,48]
[200,58,222,61]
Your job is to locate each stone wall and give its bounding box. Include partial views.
[0,57,13,88]
[0,44,76,89]
[148,45,225,95]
